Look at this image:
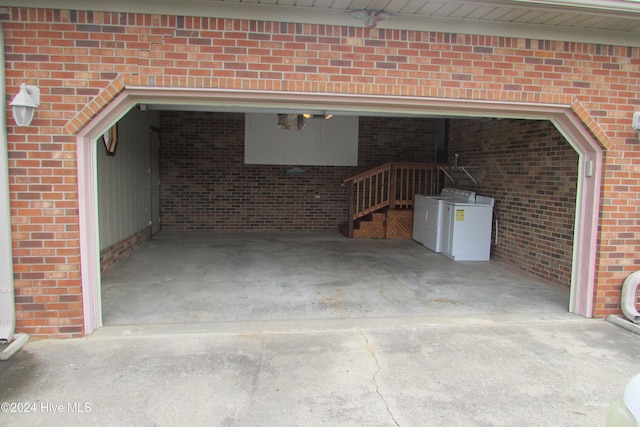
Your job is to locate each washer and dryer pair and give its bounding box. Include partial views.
[413,188,494,261]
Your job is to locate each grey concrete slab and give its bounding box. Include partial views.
[1,318,639,426]
[5,232,625,426]
[101,232,570,325]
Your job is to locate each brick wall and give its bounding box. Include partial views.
[159,112,436,231]
[100,226,152,274]
[448,119,578,288]
[3,6,639,335]
[358,116,437,165]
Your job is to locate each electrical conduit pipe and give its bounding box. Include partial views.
[0,23,29,360]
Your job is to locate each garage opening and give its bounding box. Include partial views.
[77,89,602,334]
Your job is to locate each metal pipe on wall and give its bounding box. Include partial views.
[0,22,29,359]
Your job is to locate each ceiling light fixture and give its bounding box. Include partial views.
[10,83,40,127]
[303,113,334,120]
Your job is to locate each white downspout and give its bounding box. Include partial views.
[0,22,29,360]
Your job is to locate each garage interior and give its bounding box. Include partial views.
[97,105,578,326]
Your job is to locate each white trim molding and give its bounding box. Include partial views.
[76,88,603,334]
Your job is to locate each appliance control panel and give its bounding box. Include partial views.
[440,187,476,203]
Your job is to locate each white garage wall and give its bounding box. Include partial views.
[97,109,157,249]
[244,113,358,166]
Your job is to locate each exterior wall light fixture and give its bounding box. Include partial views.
[10,83,40,126]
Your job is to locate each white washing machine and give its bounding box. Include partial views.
[442,195,495,261]
[413,188,476,253]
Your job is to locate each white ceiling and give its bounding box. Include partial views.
[7,0,640,46]
[214,0,640,32]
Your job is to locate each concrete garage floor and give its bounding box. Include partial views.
[101,232,570,326]
[3,232,639,426]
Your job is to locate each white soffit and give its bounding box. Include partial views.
[3,0,640,46]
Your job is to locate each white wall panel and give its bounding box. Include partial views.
[97,109,158,249]
[244,113,358,166]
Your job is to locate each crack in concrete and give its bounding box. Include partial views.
[359,330,401,427]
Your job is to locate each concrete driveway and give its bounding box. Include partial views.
[1,315,639,426]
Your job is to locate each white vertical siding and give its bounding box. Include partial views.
[97,109,158,249]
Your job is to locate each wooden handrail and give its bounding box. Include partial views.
[308,162,396,196]
[341,162,393,184]
[304,162,445,237]
[341,162,445,236]
[308,162,436,197]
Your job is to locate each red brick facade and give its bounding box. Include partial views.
[3,6,639,336]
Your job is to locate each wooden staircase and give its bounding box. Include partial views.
[339,209,415,239]
[338,162,444,239]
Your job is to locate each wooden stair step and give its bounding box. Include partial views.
[352,215,386,239]
[339,208,414,240]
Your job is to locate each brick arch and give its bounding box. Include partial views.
[64,76,130,135]
[75,84,603,334]
[67,74,613,152]
[571,98,613,150]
